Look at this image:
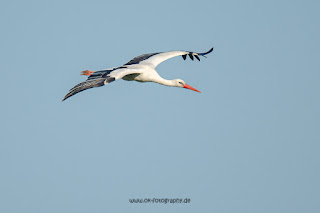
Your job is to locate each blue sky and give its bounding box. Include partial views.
[1,0,319,212]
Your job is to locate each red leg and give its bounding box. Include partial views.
[81,70,95,76]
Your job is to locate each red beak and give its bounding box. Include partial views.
[183,84,201,93]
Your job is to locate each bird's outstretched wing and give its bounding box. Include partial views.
[62,67,143,101]
[124,47,213,68]
[62,78,110,101]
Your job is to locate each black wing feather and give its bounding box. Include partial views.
[197,47,214,56]
[182,54,187,60]
[124,53,161,65]
[62,78,106,101]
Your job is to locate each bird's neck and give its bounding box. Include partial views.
[154,76,176,87]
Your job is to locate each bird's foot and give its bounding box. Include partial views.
[81,70,95,76]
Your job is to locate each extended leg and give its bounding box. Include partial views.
[81,70,95,76]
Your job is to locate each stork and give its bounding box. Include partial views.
[62,47,213,101]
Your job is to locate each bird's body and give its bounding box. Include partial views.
[62,47,213,101]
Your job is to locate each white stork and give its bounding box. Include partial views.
[62,47,213,101]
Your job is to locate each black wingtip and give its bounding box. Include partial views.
[195,55,200,61]
[182,54,187,60]
[198,47,214,56]
[62,94,70,102]
[189,53,194,60]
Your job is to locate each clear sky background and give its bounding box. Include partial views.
[1,0,319,212]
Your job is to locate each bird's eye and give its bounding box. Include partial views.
[179,82,184,85]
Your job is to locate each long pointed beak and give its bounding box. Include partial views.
[183,84,201,93]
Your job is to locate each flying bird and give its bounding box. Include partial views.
[62,47,213,101]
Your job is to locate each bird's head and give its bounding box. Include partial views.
[173,79,201,93]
